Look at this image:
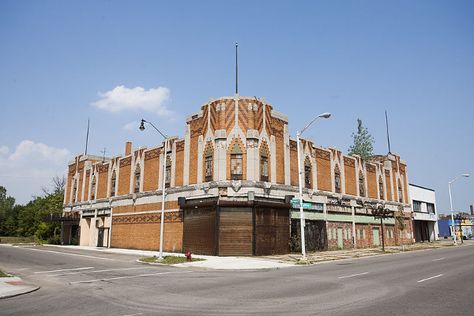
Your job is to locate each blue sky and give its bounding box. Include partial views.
[0,0,472,213]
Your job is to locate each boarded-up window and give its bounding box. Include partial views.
[304,157,312,189]
[379,176,384,200]
[398,181,403,203]
[90,175,96,200]
[134,165,141,193]
[334,165,341,193]
[205,146,213,182]
[260,151,268,182]
[111,170,116,197]
[231,154,243,180]
[359,172,365,197]
[165,155,171,188]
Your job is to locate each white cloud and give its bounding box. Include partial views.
[92,85,171,116]
[0,140,70,204]
[123,120,138,131]
[0,146,8,157]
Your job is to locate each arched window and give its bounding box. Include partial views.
[205,145,213,182]
[72,179,77,202]
[230,142,243,180]
[260,147,269,182]
[304,157,312,189]
[378,176,384,200]
[398,180,403,203]
[110,170,116,197]
[334,165,341,193]
[359,172,365,197]
[90,175,96,200]
[165,155,171,188]
[134,165,141,193]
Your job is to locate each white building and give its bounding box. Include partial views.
[409,184,439,241]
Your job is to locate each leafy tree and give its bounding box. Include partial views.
[1,176,65,244]
[0,186,16,236]
[348,118,375,160]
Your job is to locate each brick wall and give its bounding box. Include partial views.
[385,170,392,201]
[175,141,184,186]
[111,212,183,252]
[289,140,298,186]
[77,171,83,202]
[143,148,160,192]
[188,119,201,185]
[316,149,331,192]
[97,164,109,199]
[366,164,377,199]
[112,201,179,215]
[273,118,285,184]
[83,170,90,202]
[327,222,353,250]
[344,157,356,196]
[118,158,131,196]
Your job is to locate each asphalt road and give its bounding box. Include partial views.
[1,244,473,315]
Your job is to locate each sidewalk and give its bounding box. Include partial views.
[0,276,39,299]
[39,239,474,269]
[266,239,474,264]
[45,245,294,270]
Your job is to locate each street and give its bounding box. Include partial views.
[1,244,473,315]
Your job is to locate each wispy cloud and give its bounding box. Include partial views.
[0,140,70,203]
[91,85,171,116]
[123,120,138,131]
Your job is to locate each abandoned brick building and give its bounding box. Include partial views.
[62,95,413,255]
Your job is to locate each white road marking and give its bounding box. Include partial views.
[36,267,94,274]
[338,272,369,279]
[432,257,445,262]
[21,247,116,261]
[70,271,192,284]
[48,267,145,276]
[417,274,443,283]
[123,313,143,316]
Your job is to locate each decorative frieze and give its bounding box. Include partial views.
[316,149,330,160]
[366,164,376,173]
[145,148,160,160]
[120,157,132,167]
[98,164,109,173]
[112,211,182,225]
[344,157,355,167]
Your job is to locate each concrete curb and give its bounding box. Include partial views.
[0,277,40,299]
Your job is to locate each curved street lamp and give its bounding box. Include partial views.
[140,119,169,259]
[448,173,469,245]
[297,112,331,259]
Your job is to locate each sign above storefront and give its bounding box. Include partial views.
[290,199,324,211]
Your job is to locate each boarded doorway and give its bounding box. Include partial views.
[372,227,380,246]
[183,208,216,255]
[290,219,327,252]
[219,207,252,256]
[255,208,290,255]
[337,227,344,249]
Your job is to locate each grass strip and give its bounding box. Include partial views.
[0,270,12,278]
[140,255,205,264]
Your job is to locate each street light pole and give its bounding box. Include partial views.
[296,112,331,259]
[140,119,168,259]
[296,131,306,259]
[448,173,470,245]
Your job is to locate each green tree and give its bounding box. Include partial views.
[348,118,375,160]
[0,186,16,236]
[1,176,65,243]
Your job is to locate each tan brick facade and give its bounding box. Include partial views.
[64,95,413,254]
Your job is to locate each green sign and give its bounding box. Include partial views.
[290,199,324,211]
